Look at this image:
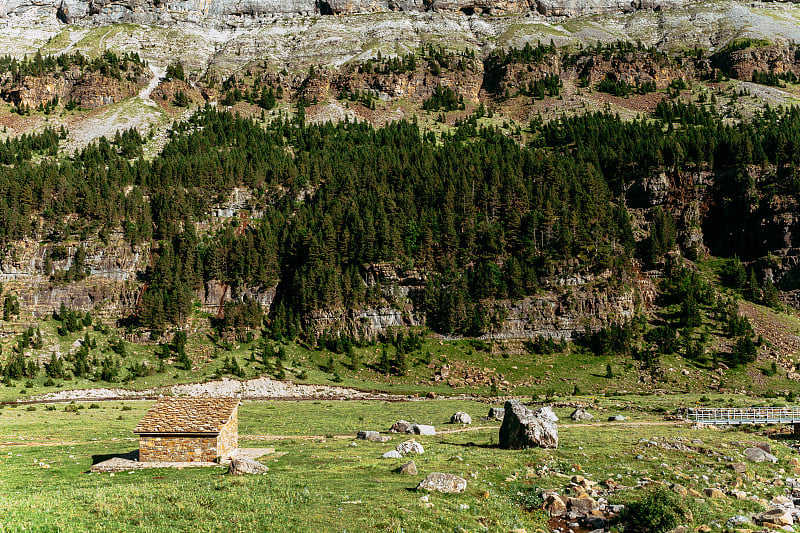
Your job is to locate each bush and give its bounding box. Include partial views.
[621,486,690,533]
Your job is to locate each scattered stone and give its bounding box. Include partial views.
[396,440,424,456]
[671,483,688,496]
[416,472,467,493]
[382,450,403,459]
[745,447,778,463]
[570,407,594,421]
[227,457,268,475]
[703,487,726,499]
[407,424,436,436]
[357,430,379,441]
[730,462,747,473]
[499,400,558,449]
[396,461,418,475]
[726,515,751,528]
[390,420,412,433]
[487,407,505,421]
[450,412,472,424]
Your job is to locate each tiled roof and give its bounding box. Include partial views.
[134,397,240,435]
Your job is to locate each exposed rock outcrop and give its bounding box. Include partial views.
[0,0,688,24]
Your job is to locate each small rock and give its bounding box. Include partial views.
[390,420,412,433]
[730,462,747,473]
[608,415,627,422]
[396,461,418,475]
[726,515,751,528]
[228,457,268,475]
[356,430,381,441]
[382,450,403,459]
[396,440,424,456]
[417,472,467,493]
[570,407,594,421]
[745,447,778,463]
[450,411,472,424]
[425,391,437,399]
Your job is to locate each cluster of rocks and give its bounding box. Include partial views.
[432,363,510,391]
[542,475,622,531]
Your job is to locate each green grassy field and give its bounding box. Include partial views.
[0,397,796,532]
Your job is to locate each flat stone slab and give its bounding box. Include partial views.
[90,448,276,473]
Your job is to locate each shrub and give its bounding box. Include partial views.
[621,486,691,533]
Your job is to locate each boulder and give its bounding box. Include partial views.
[543,493,567,516]
[396,439,425,456]
[499,400,558,449]
[416,472,467,493]
[755,508,793,526]
[570,407,594,421]
[745,447,778,463]
[390,420,412,433]
[488,407,505,420]
[730,462,747,473]
[450,411,472,424]
[227,457,268,475]
[382,450,403,459]
[357,430,380,441]
[567,494,599,515]
[407,423,436,436]
[396,461,418,475]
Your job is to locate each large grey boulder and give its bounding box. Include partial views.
[416,472,467,493]
[745,447,777,463]
[227,457,268,475]
[450,412,472,424]
[499,400,558,449]
[570,407,594,421]
[407,423,436,436]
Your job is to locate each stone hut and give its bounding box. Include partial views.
[134,397,240,462]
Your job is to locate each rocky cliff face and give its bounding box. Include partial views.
[0,0,688,24]
[0,66,146,110]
